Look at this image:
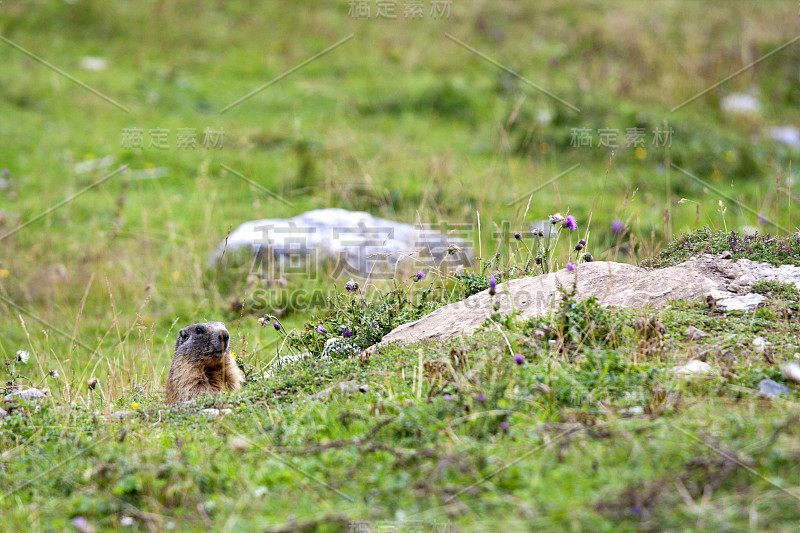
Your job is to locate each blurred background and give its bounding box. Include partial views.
[1,1,798,399]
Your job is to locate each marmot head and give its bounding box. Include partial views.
[174,321,231,363]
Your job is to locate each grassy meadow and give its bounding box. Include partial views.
[1,1,800,531]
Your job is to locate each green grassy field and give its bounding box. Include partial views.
[2,1,800,531]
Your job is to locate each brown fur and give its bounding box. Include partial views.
[165,321,245,404]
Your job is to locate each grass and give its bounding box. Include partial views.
[2,1,800,531]
[4,289,800,531]
[644,227,800,269]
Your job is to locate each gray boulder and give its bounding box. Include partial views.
[366,253,800,350]
[210,208,472,279]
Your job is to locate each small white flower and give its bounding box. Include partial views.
[120,516,135,527]
[48,370,59,379]
[15,350,30,364]
[549,213,564,225]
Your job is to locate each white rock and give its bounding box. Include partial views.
[619,406,645,416]
[717,293,766,311]
[210,208,473,277]
[200,408,232,416]
[752,336,772,352]
[685,326,707,340]
[4,388,47,401]
[79,56,108,71]
[365,254,800,350]
[536,109,553,125]
[782,363,800,384]
[0,408,7,419]
[721,93,761,114]
[673,360,713,377]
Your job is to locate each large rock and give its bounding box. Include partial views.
[210,208,472,279]
[368,254,800,350]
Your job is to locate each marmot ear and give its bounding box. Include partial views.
[177,328,189,346]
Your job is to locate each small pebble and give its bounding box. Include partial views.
[229,436,249,451]
[758,378,791,398]
[685,326,707,340]
[752,337,772,353]
[721,250,732,259]
[782,363,800,384]
[200,408,232,416]
[619,406,645,416]
[674,360,713,376]
[717,293,766,311]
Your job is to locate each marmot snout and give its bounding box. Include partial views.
[165,321,245,404]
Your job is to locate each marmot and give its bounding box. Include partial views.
[165,321,245,404]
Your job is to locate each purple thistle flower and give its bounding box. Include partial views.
[575,243,584,251]
[477,393,487,402]
[444,393,451,400]
[563,215,577,231]
[414,270,426,281]
[272,320,281,331]
[757,213,767,226]
[579,238,586,245]
[488,275,497,295]
[500,421,510,431]
[343,328,352,338]
[344,279,359,292]
[612,220,624,234]
[531,228,543,237]
[514,354,524,365]
[566,262,575,272]
[495,252,501,259]
[514,232,521,240]
[316,325,327,334]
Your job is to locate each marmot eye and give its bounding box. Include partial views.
[195,327,204,334]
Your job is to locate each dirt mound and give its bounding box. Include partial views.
[367,253,800,351]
